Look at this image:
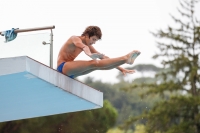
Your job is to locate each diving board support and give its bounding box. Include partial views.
[0,56,103,122]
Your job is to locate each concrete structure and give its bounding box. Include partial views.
[0,56,103,122]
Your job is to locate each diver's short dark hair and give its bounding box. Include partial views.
[82,26,102,39]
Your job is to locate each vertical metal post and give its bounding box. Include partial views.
[50,29,53,68]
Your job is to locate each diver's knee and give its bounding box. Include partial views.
[90,60,100,67]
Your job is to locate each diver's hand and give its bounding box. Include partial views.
[89,53,104,60]
[121,68,135,76]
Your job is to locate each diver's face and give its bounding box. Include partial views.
[86,36,99,45]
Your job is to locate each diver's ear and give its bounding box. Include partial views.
[86,34,90,39]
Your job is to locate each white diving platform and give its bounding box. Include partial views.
[0,56,103,122]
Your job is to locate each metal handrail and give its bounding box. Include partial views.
[0,25,55,68]
[0,25,55,34]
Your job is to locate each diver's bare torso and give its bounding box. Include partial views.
[57,36,83,66]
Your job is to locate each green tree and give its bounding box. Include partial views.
[133,124,147,133]
[107,128,125,133]
[122,0,200,133]
[83,76,162,130]
[56,100,118,133]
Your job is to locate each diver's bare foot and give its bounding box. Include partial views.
[126,50,141,65]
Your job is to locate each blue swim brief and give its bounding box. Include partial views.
[57,62,74,79]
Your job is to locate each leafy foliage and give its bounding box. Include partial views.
[84,76,162,128]
[121,0,200,132]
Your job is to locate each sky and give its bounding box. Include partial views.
[0,0,199,83]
